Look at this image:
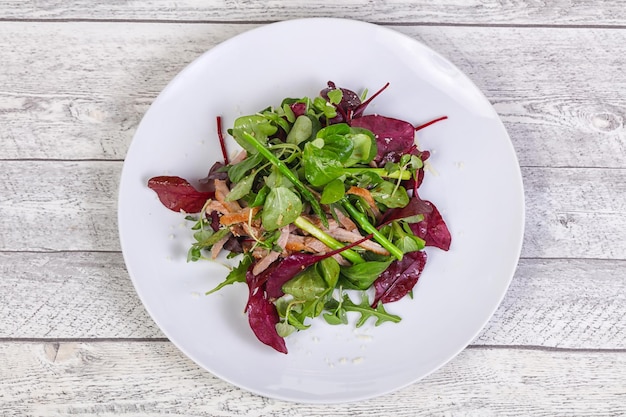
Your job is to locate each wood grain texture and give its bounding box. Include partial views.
[1,23,625,168]
[1,162,624,258]
[1,0,626,25]
[0,252,162,339]
[0,161,120,251]
[476,258,626,349]
[0,342,624,415]
[1,252,624,349]
[0,22,247,160]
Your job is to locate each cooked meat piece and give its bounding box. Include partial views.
[211,233,232,259]
[332,207,358,232]
[214,179,242,213]
[205,199,229,215]
[346,186,381,219]
[252,250,280,275]
[220,206,260,226]
[328,228,389,256]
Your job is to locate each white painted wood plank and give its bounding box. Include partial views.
[0,22,247,160]
[1,23,625,168]
[1,162,624,258]
[1,0,625,25]
[0,162,120,251]
[1,252,624,349]
[475,258,626,349]
[0,342,623,415]
[0,252,162,339]
[522,167,626,259]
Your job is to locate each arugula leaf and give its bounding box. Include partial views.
[206,254,252,295]
[192,227,230,250]
[341,294,401,327]
[228,152,264,183]
[323,296,349,325]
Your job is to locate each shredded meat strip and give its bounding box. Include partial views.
[346,186,381,219]
[230,150,248,164]
[211,233,231,259]
[214,179,242,213]
[220,206,260,226]
[328,228,389,256]
[332,207,358,232]
[251,226,292,275]
[276,226,291,251]
[252,250,280,275]
[205,199,229,215]
[285,234,307,253]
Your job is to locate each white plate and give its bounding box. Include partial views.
[118,18,524,403]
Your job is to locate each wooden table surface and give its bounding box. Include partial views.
[1,1,625,415]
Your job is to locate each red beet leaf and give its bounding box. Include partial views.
[245,275,288,354]
[410,200,451,251]
[290,102,307,117]
[350,114,416,163]
[147,176,213,213]
[372,250,427,305]
[320,81,362,123]
[381,192,433,225]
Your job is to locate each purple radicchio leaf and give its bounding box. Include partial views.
[372,250,427,305]
[198,161,228,190]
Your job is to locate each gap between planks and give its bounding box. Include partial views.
[0,339,624,353]
[1,18,626,30]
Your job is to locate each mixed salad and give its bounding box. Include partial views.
[148,82,451,353]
